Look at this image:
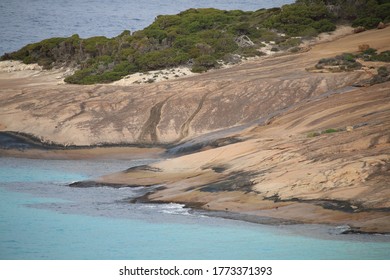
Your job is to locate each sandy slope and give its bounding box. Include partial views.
[1,27,389,232]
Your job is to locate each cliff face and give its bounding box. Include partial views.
[1,28,389,232]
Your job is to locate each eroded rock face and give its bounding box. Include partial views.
[0,28,388,147]
[0,56,370,146]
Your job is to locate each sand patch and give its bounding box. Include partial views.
[111,66,196,86]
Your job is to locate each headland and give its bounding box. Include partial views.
[1,9,389,233]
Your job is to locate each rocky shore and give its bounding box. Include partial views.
[1,27,389,233]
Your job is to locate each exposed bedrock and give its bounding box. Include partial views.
[0,59,370,146]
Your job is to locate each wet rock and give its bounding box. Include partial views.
[329,225,352,235]
[69,181,138,188]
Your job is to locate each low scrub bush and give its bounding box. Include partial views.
[191,55,218,72]
[352,17,382,29]
[315,53,362,71]
[3,1,386,84]
[307,128,340,138]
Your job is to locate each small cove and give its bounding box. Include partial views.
[0,157,389,260]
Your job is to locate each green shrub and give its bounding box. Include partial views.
[191,65,208,73]
[22,56,36,64]
[154,14,182,29]
[65,34,82,47]
[352,17,382,29]
[279,37,301,49]
[369,65,390,85]
[231,22,251,35]
[375,3,390,20]
[377,66,389,77]
[311,19,336,33]
[323,128,339,134]
[238,47,265,57]
[197,30,237,56]
[316,53,362,71]
[136,49,189,71]
[64,68,94,84]
[83,36,111,54]
[7,1,385,84]
[173,35,197,50]
[341,53,355,62]
[363,48,377,55]
[357,49,390,62]
[307,132,320,138]
[299,27,319,37]
[6,37,67,64]
[264,2,334,36]
[372,51,390,62]
[307,128,339,138]
[144,28,167,42]
[112,61,138,75]
[193,55,218,68]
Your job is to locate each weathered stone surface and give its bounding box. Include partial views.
[1,29,383,146]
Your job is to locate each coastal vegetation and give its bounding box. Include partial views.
[307,128,341,137]
[313,47,390,84]
[315,53,363,72]
[2,0,389,84]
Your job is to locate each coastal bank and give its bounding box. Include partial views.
[1,24,389,233]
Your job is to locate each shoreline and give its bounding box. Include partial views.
[1,27,389,234]
[1,146,388,235]
[68,179,390,235]
[134,188,390,235]
[3,134,388,235]
[65,178,389,236]
[0,131,165,160]
[2,128,389,234]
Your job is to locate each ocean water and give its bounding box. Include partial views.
[0,0,294,55]
[0,157,390,260]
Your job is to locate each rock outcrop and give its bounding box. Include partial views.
[1,28,389,232]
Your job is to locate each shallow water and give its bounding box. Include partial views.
[0,157,389,260]
[0,0,294,55]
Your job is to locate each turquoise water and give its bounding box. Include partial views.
[0,157,389,260]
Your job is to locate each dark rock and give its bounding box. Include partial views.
[125,165,162,173]
[69,181,140,188]
[199,171,256,193]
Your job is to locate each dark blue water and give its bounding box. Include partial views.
[0,0,294,55]
[0,157,390,260]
